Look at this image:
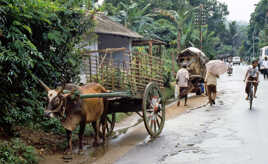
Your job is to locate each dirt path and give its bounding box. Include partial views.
[39,95,208,164]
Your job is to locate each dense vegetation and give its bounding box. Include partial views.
[0,0,94,137]
[0,0,95,162]
[0,138,38,164]
[241,0,268,60]
[102,0,247,59]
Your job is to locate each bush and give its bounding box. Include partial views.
[161,84,175,102]
[0,138,39,164]
[0,0,94,134]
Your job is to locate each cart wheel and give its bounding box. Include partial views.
[100,113,116,138]
[142,82,165,137]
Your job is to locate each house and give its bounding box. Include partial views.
[79,13,143,84]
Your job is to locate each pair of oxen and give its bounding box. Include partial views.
[39,80,109,154]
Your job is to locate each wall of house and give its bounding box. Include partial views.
[98,34,131,67]
[79,34,133,84]
[80,40,98,84]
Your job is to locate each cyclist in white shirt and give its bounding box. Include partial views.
[244,59,259,99]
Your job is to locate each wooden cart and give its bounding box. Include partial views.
[176,47,209,95]
[78,40,166,137]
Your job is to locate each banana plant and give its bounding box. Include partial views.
[193,27,220,59]
[110,2,153,34]
[154,0,195,50]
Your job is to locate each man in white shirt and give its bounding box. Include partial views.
[176,64,190,106]
[261,57,268,79]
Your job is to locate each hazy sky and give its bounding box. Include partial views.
[98,0,259,23]
[98,0,104,5]
[218,0,260,22]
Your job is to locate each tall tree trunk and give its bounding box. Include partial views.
[177,30,181,51]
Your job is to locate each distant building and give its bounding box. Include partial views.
[216,54,232,62]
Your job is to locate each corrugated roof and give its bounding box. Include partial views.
[95,14,143,39]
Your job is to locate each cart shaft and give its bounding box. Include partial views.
[63,90,131,99]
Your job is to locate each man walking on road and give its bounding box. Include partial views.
[205,71,219,106]
[176,64,189,106]
[261,57,268,79]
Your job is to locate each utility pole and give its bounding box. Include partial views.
[252,28,255,61]
[265,12,268,36]
[194,3,207,50]
[200,4,203,50]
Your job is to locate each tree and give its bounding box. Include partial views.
[0,0,94,134]
[154,0,193,50]
[245,0,268,58]
[110,2,153,33]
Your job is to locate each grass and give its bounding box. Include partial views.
[115,113,132,123]
[161,83,175,103]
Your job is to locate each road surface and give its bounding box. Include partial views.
[114,65,268,164]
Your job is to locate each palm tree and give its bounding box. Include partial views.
[200,30,220,59]
[111,2,153,33]
[154,1,193,50]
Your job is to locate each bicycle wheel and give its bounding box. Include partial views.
[249,84,253,110]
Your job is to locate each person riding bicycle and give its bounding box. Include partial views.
[244,59,259,100]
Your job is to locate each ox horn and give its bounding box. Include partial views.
[38,79,51,92]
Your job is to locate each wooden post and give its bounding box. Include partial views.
[171,52,176,78]
[89,55,92,82]
[110,54,115,90]
[149,41,153,81]
[95,54,98,82]
[149,40,153,56]
[159,45,162,57]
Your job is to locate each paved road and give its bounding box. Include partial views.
[114,65,268,164]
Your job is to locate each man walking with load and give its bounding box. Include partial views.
[205,71,219,106]
[176,64,190,106]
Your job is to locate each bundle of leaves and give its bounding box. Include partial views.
[0,0,94,134]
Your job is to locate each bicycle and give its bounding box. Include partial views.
[247,80,258,110]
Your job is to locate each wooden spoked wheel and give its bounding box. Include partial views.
[100,113,116,138]
[142,82,165,137]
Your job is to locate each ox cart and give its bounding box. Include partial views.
[176,47,209,95]
[74,40,166,137]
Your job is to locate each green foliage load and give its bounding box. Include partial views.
[0,138,38,164]
[86,49,165,94]
[0,0,94,134]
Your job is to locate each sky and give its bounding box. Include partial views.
[218,0,260,23]
[97,0,259,23]
[98,0,104,5]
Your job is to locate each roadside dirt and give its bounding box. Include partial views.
[11,95,208,164]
